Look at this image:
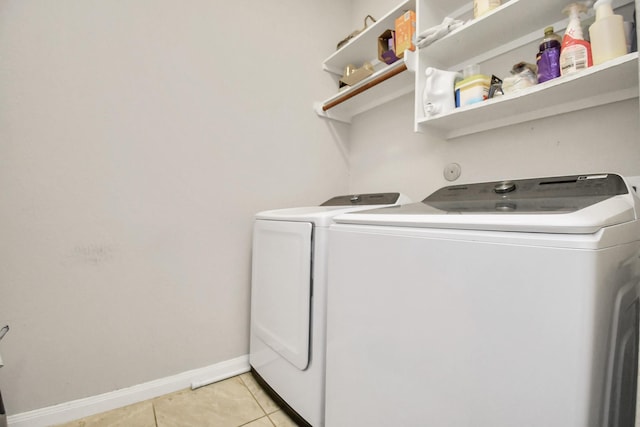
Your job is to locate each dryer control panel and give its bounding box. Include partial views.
[321,192,402,206]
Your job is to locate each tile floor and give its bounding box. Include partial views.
[55,373,298,427]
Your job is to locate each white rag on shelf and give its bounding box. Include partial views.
[416,17,465,48]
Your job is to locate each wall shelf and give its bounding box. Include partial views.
[417,53,639,139]
[315,57,414,123]
[414,0,638,138]
[323,0,416,75]
[316,0,639,137]
[315,0,418,122]
[418,52,638,139]
[425,0,561,69]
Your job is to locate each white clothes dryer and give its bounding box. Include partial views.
[325,174,640,427]
[249,192,410,427]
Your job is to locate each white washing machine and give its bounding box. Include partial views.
[249,192,410,427]
[325,173,640,427]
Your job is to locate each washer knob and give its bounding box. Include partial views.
[494,181,516,194]
[350,195,361,203]
[495,202,516,211]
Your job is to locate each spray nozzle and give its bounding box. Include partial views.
[562,2,592,39]
[562,2,589,16]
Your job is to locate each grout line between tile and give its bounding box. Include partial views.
[152,401,159,427]
[237,415,276,427]
[239,374,269,414]
[265,413,278,427]
[238,373,280,426]
[240,373,283,416]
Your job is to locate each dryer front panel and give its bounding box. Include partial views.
[251,219,312,370]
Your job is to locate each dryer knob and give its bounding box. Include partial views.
[350,195,361,203]
[494,181,516,194]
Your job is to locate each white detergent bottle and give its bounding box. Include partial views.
[589,0,627,65]
[560,3,593,76]
[423,67,461,117]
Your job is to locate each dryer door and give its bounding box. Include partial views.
[251,219,312,370]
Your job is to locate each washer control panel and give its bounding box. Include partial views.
[494,181,516,194]
[422,173,628,213]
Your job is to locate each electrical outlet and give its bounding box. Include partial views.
[444,163,461,182]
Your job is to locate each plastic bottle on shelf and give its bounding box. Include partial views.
[536,26,562,83]
[560,3,593,76]
[423,68,462,117]
[474,0,501,19]
[589,0,628,65]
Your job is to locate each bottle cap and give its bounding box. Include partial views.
[594,0,614,20]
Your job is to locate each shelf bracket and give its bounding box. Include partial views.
[314,102,352,124]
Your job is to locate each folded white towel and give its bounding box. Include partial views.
[416,17,465,48]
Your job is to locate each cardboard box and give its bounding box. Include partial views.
[394,10,416,58]
[339,64,374,86]
[378,30,399,65]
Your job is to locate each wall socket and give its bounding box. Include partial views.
[444,163,461,181]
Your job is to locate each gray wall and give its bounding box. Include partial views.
[0,0,350,414]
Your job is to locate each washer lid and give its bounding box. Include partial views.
[334,174,640,233]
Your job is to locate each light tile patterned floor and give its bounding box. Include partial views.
[55,373,298,427]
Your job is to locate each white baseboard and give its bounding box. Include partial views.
[8,355,250,427]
